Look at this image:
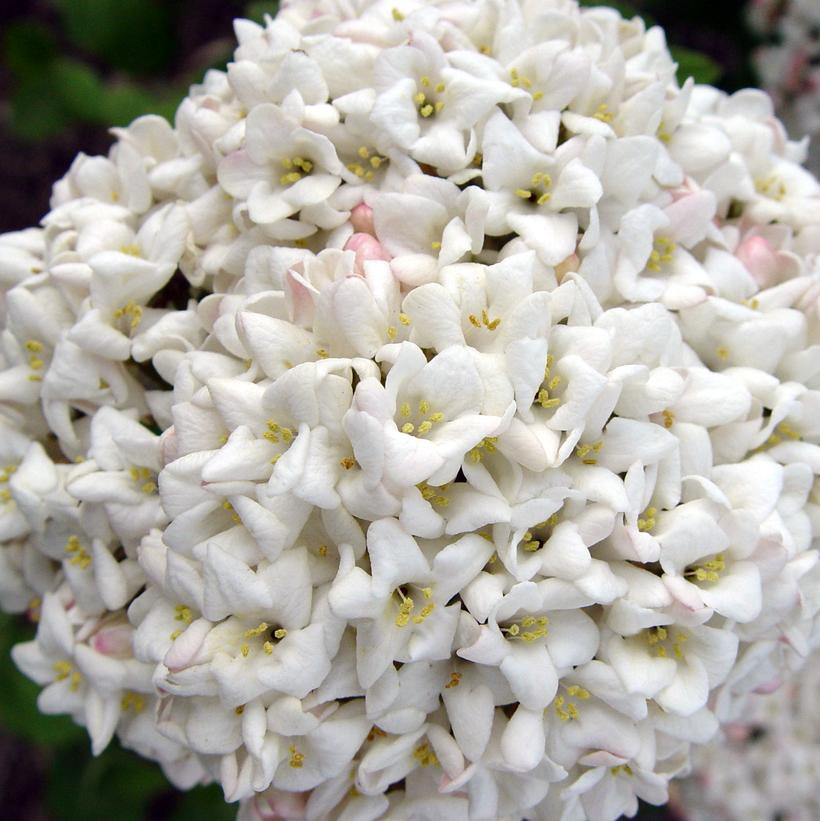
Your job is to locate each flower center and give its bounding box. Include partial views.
[755,175,787,201]
[53,660,82,691]
[515,171,553,205]
[575,439,603,465]
[551,683,590,721]
[520,512,560,552]
[397,399,445,436]
[263,419,294,465]
[24,339,45,381]
[169,604,194,640]
[279,156,314,187]
[129,465,158,494]
[417,481,449,508]
[467,437,498,463]
[0,463,17,504]
[413,741,439,767]
[501,614,549,642]
[65,535,92,569]
[643,625,688,659]
[239,621,288,657]
[755,422,801,453]
[685,553,726,584]
[288,743,305,768]
[414,76,446,118]
[535,353,562,409]
[593,103,614,123]
[444,671,462,689]
[347,145,387,181]
[113,302,143,333]
[637,507,657,532]
[394,585,436,627]
[509,68,544,101]
[467,307,501,331]
[120,691,145,712]
[647,236,676,273]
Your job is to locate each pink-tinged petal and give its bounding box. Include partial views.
[350,203,376,235]
[735,235,777,287]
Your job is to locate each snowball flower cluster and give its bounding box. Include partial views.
[1,1,819,819]
[675,650,820,821]
[748,0,820,174]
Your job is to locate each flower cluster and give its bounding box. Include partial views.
[1,1,819,819]
[748,0,820,174]
[674,651,820,821]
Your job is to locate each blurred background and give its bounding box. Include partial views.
[0,0,813,819]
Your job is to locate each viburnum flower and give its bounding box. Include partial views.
[0,2,819,820]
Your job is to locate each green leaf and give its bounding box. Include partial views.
[2,20,57,77]
[169,784,236,821]
[245,2,281,24]
[8,73,73,141]
[53,59,106,121]
[46,740,169,821]
[98,83,158,126]
[670,46,722,86]
[55,0,175,75]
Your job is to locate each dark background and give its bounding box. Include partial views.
[0,0,767,819]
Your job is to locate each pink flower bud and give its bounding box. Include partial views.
[344,232,390,274]
[92,623,134,658]
[261,789,309,819]
[736,235,777,287]
[753,676,783,695]
[724,723,751,742]
[350,203,376,235]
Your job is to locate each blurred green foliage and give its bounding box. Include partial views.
[1,0,271,140]
[245,1,283,23]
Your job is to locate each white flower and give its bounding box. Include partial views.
[218,103,344,227]
[1,0,819,818]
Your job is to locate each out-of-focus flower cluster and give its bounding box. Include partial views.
[675,651,820,821]
[0,1,819,819]
[748,0,820,173]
